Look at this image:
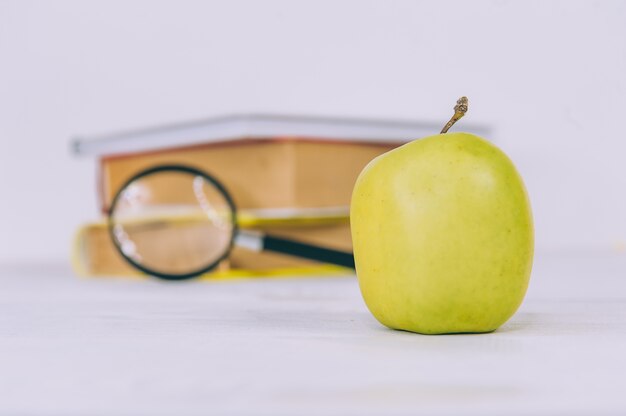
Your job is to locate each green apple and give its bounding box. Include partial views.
[350,104,533,334]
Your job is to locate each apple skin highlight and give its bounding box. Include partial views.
[350,132,534,335]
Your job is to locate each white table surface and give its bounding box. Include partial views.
[1,253,625,416]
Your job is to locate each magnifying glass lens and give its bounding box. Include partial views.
[109,169,235,277]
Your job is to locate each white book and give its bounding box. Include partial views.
[72,113,491,157]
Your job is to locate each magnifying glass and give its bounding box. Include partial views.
[108,165,355,280]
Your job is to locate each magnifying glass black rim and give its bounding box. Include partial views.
[107,164,239,281]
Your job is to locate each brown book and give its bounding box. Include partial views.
[98,139,399,213]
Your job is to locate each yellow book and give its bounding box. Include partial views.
[72,207,354,280]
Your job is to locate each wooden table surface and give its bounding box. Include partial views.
[1,253,625,415]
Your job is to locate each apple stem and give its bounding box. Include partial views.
[440,96,469,134]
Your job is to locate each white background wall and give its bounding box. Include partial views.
[1,0,625,263]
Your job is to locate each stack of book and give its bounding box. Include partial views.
[71,114,485,278]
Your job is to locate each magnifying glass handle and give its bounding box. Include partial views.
[235,231,355,269]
